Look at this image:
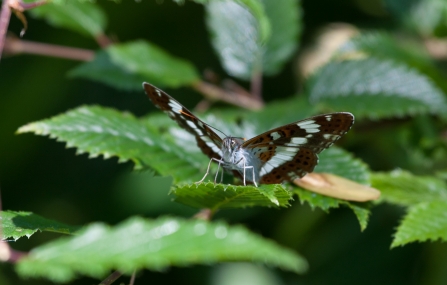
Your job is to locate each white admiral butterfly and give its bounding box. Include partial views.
[143,82,354,186]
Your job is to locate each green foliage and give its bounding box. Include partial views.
[372,170,447,247]
[392,200,447,247]
[206,0,300,79]
[107,41,200,88]
[307,58,447,119]
[4,0,447,283]
[68,51,148,91]
[293,147,371,230]
[70,41,200,90]
[16,217,308,282]
[372,170,447,207]
[261,0,301,76]
[28,0,107,37]
[172,183,293,210]
[1,211,79,241]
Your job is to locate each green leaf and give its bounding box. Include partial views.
[16,217,308,282]
[261,0,301,76]
[293,147,372,230]
[307,58,447,119]
[17,106,209,182]
[172,183,292,210]
[392,200,447,247]
[107,40,200,88]
[235,0,272,43]
[342,32,447,91]
[29,0,107,37]
[371,170,447,207]
[205,0,301,79]
[206,0,263,79]
[1,211,79,241]
[68,51,148,91]
[315,147,370,184]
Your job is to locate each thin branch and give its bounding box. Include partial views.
[192,80,264,110]
[4,35,95,61]
[250,70,263,103]
[129,270,136,285]
[193,208,214,221]
[0,0,13,62]
[98,270,123,285]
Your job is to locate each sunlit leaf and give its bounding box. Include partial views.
[392,200,447,247]
[308,58,447,119]
[172,183,293,210]
[1,211,79,241]
[16,217,308,282]
[206,0,262,79]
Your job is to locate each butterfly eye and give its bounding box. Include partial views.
[231,139,236,147]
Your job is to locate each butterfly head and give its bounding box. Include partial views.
[221,137,244,160]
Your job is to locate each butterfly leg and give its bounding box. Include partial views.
[214,160,223,184]
[241,157,257,187]
[196,157,223,184]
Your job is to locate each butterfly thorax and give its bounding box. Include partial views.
[221,137,261,184]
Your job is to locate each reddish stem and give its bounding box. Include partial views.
[0,0,12,62]
[4,36,95,61]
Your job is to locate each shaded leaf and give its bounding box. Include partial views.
[16,217,308,282]
[371,170,447,207]
[315,147,370,184]
[261,0,301,76]
[293,147,372,230]
[392,200,447,247]
[68,51,148,91]
[29,0,107,37]
[1,211,79,241]
[172,183,292,210]
[107,40,200,88]
[307,58,447,119]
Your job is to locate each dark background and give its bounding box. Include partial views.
[1,0,446,284]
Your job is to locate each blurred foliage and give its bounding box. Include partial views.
[1,0,447,284]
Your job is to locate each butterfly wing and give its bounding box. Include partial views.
[143,83,223,160]
[242,113,354,184]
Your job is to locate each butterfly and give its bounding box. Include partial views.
[143,82,354,186]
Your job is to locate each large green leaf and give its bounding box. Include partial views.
[307,58,447,119]
[372,170,447,247]
[107,41,200,88]
[172,183,292,210]
[1,211,79,241]
[17,106,207,182]
[261,0,301,76]
[16,217,308,282]
[29,0,107,37]
[205,0,300,79]
[206,0,263,80]
[392,200,447,247]
[371,170,447,207]
[68,51,148,91]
